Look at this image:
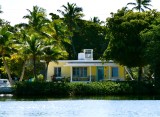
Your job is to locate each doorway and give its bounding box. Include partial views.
[97,66,104,81]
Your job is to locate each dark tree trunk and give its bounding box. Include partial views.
[154,64,160,89]
[138,66,142,82]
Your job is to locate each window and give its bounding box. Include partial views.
[54,67,61,77]
[84,49,93,60]
[73,67,87,77]
[112,67,118,77]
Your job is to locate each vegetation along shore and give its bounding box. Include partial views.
[1,0,160,97]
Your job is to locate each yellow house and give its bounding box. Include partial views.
[47,49,125,82]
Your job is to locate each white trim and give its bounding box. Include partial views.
[64,63,118,67]
[52,60,114,63]
[70,66,72,82]
[89,66,91,82]
[109,66,111,80]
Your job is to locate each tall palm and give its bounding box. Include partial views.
[127,0,152,12]
[23,5,49,32]
[0,26,14,84]
[42,45,67,80]
[57,2,84,59]
[41,20,69,80]
[0,6,3,26]
[0,6,3,13]
[13,27,30,81]
[24,34,43,80]
[90,17,104,25]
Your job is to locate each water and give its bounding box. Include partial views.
[0,96,160,117]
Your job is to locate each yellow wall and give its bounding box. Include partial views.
[119,65,125,78]
[103,66,125,80]
[47,62,70,81]
[47,61,125,81]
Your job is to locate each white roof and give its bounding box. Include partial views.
[57,60,119,67]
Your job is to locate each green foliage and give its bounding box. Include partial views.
[57,2,84,59]
[14,82,70,97]
[23,5,49,31]
[104,10,159,68]
[37,74,44,81]
[141,17,160,87]
[73,20,108,59]
[14,81,156,97]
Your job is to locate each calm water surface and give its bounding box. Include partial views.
[0,96,160,117]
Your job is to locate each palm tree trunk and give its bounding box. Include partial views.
[69,25,76,59]
[2,56,13,85]
[44,61,49,81]
[19,60,26,81]
[70,36,76,59]
[128,67,134,79]
[33,55,37,80]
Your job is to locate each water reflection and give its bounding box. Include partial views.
[1,95,160,101]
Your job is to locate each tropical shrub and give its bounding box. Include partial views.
[13,81,155,97]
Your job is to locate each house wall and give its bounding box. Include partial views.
[102,66,125,80]
[104,66,109,80]
[47,61,125,81]
[119,65,125,79]
[47,62,70,81]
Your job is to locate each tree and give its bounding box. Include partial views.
[42,46,67,80]
[40,19,69,80]
[73,19,107,59]
[12,27,31,81]
[0,25,14,84]
[90,17,104,25]
[23,5,49,32]
[0,5,3,14]
[103,9,158,81]
[141,16,160,88]
[127,0,152,12]
[49,13,60,21]
[24,34,43,80]
[57,2,84,59]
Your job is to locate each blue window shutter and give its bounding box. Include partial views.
[112,67,118,77]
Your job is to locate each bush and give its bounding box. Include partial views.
[37,74,44,81]
[14,82,70,97]
[14,81,156,97]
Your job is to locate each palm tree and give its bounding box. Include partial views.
[0,26,14,84]
[127,0,152,12]
[0,6,4,26]
[0,6,3,13]
[57,2,84,59]
[13,27,29,81]
[49,13,60,21]
[23,5,49,32]
[40,20,69,80]
[42,45,67,80]
[90,17,104,25]
[24,34,43,80]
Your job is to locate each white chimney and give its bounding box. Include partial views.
[78,53,85,60]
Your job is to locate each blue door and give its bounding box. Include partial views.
[97,66,104,81]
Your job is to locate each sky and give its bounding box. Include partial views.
[0,0,160,26]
